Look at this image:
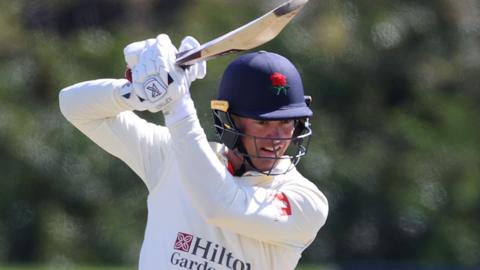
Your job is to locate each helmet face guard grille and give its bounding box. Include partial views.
[212,109,312,175]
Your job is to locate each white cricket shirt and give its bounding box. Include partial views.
[59,79,328,270]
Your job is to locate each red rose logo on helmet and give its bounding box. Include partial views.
[270,72,289,96]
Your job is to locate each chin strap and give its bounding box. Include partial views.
[234,161,247,176]
[232,143,254,176]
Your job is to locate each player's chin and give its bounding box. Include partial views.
[250,157,279,172]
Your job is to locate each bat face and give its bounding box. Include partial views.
[175,0,309,67]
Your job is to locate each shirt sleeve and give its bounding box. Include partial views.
[58,79,171,191]
[168,114,328,248]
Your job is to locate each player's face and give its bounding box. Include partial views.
[234,116,296,171]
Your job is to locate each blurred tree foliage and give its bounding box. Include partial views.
[0,0,479,268]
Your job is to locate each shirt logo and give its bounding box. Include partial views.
[274,192,292,216]
[171,232,252,269]
[174,232,194,252]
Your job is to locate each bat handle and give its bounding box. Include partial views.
[175,50,192,68]
[124,50,192,82]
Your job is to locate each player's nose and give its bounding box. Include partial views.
[264,125,281,139]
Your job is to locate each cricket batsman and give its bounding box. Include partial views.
[59,34,328,269]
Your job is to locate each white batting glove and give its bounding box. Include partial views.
[119,34,206,113]
[179,36,207,83]
[162,36,206,124]
[118,38,155,111]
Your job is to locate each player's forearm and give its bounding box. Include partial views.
[168,114,238,218]
[59,79,132,125]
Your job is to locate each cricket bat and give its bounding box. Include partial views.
[175,0,309,66]
[125,0,308,82]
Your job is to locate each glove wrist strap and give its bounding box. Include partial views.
[164,94,196,126]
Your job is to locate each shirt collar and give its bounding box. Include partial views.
[209,142,293,184]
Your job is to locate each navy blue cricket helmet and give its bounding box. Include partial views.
[211,51,313,175]
[217,51,312,120]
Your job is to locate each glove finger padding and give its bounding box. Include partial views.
[133,38,158,82]
[123,40,147,68]
[179,36,207,83]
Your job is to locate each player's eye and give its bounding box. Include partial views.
[281,120,295,126]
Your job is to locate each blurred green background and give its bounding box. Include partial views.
[0,0,479,269]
